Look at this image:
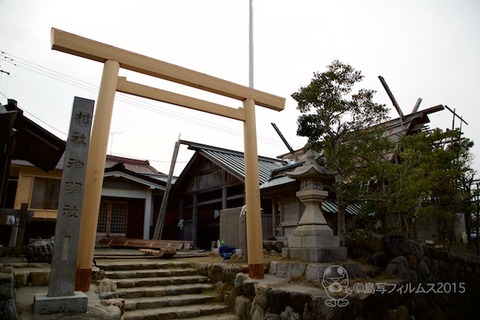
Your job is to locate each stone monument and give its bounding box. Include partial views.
[33,97,93,314]
[282,150,347,262]
[219,206,247,260]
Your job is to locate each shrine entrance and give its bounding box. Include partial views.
[50,28,285,289]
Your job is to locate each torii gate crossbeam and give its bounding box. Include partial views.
[50,28,285,290]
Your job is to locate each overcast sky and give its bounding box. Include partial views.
[1,0,479,175]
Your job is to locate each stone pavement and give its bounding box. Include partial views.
[15,284,116,320]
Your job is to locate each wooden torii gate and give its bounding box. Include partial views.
[50,28,285,290]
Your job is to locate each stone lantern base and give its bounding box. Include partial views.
[282,225,347,263]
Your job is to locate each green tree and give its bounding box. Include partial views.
[365,128,475,240]
[292,60,390,244]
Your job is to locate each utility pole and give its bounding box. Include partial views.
[153,136,181,240]
[249,0,254,88]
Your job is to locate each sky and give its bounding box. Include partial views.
[1,0,479,175]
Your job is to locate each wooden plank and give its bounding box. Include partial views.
[97,238,113,246]
[102,238,194,250]
[51,28,285,111]
[117,77,246,121]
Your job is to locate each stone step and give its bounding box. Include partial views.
[124,293,216,311]
[95,260,193,271]
[124,303,231,320]
[93,258,235,320]
[100,283,214,299]
[178,315,240,320]
[114,275,208,288]
[105,267,198,279]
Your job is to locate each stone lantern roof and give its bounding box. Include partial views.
[286,150,332,180]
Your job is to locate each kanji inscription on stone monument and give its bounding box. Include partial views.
[48,97,93,297]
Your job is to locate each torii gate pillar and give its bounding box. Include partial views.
[243,98,263,275]
[51,28,285,290]
[75,60,119,291]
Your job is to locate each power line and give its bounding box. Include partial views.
[0,51,300,151]
[22,109,67,137]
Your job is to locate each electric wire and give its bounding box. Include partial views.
[0,51,301,153]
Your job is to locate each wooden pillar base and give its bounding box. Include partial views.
[248,263,264,279]
[75,268,91,292]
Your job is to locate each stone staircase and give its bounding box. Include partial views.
[95,259,239,320]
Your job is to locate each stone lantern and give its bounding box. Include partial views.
[283,150,347,263]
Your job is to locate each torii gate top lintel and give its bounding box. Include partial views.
[50,28,285,112]
[52,27,283,282]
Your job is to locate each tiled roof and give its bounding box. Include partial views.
[17,154,162,175]
[181,140,288,185]
[105,155,160,174]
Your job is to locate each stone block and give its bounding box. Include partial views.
[273,241,284,253]
[287,247,347,263]
[224,265,243,284]
[268,289,289,314]
[309,247,347,263]
[253,286,270,309]
[242,280,256,300]
[104,305,122,320]
[0,266,13,275]
[288,248,310,262]
[235,295,252,320]
[288,233,340,249]
[95,278,117,294]
[288,236,303,248]
[30,271,50,286]
[14,272,28,287]
[101,298,125,316]
[195,262,210,277]
[275,261,293,278]
[302,235,339,248]
[290,263,307,278]
[0,299,18,320]
[304,264,330,283]
[342,262,365,279]
[33,291,88,315]
[250,301,265,319]
[288,291,311,315]
[268,261,278,275]
[269,261,307,279]
[292,225,333,237]
[264,241,274,252]
[0,273,14,300]
[209,263,226,283]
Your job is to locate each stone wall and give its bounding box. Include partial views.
[0,267,19,320]
[347,235,480,319]
[225,270,418,320]
[202,236,480,319]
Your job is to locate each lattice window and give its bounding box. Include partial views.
[96,199,128,236]
[110,201,128,234]
[97,202,108,234]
